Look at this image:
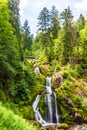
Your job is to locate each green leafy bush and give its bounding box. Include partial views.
[0,103,37,130]
[0,90,6,102]
[19,106,34,120]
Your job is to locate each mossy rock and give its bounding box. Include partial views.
[56,123,69,129]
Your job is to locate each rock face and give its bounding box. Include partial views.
[52,73,63,88]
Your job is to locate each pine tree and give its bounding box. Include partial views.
[37,7,51,56]
[37,7,51,33]
[22,19,33,52]
[60,7,74,64]
[50,5,60,39]
[80,21,87,65]
[8,0,20,35]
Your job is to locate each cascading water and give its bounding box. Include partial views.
[32,77,60,126]
[34,67,40,74]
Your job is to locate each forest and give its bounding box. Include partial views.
[0,0,87,130]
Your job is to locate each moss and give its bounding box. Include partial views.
[56,123,69,129]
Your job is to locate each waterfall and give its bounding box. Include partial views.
[32,95,47,125]
[46,77,52,93]
[32,77,60,126]
[34,67,40,74]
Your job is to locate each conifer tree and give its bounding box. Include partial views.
[60,7,74,64]
[50,5,60,39]
[22,19,33,51]
[37,7,51,49]
[0,0,20,94]
[8,0,20,35]
[8,0,23,60]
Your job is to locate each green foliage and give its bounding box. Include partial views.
[22,19,33,52]
[73,96,82,108]
[37,7,51,33]
[38,95,45,118]
[72,64,83,78]
[32,34,41,51]
[54,29,64,62]
[82,98,87,110]
[60,7,74,64]
[50,5,60,39]
[0,90,6,102]
[50,59,61,73]
[19,106,35,120]
[60,6,73,28]
[0,0,21,98]
[0,103,37,130]
[14,63,36,104]
[37,7,54,58]
[8,0,20,36]
[75,14,85,33]
[60,106,70,122]
[38,50,48,63]
[80,21,87,64]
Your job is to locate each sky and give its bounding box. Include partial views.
[19,0,87,36]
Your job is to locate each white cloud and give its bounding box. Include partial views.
[33,0,46,9]
[19,0,28,16]
[75,0,87,10]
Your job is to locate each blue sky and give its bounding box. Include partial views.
[19,0,87,35]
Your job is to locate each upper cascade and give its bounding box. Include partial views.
[34,67,40,74]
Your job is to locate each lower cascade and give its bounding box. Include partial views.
[32,77,60,126]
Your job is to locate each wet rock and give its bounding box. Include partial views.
[40,126,56,130]
[68,125,83,130]
[74,112,83,123]
[52,73,63,88]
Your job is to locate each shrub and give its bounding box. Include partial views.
[19,106,34,120]
[0,103,37,130]
[0,90,6,102]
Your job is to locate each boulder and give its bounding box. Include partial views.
[74,112,83,123]
[68,125,83,130]
[52,72,63,88]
